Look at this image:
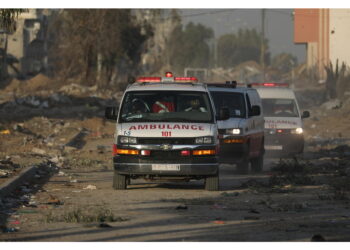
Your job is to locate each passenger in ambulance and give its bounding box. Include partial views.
[274,103,293,116]
[152,96,175,113]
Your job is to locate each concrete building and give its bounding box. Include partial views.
[0,9,51,78]
[294,8,350,80]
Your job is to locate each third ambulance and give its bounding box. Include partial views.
[252,83,310,157]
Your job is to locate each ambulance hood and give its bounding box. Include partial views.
[264,117,302,129]
[118,122,214,137]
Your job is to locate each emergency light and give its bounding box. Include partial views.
[136,72,198,83]
[250,82,289,87]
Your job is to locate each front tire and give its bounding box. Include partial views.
[205,175,219,191]
[251,154,264,173]
[113,171,127,190]
[236,159,249,174]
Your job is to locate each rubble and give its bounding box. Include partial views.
[32,148,46,155]
[321,99,342,110]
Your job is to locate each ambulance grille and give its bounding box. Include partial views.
[137,138,194,145]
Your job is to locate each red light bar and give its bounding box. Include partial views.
[165,72,173,77]
[174,77,198,82]
[136,77,162,83]
[250,82,289,87]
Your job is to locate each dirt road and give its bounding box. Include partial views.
[1,151,350,241]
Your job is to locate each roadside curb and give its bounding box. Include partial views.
[0,165,38,198]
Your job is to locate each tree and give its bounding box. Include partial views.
[217,28,270,68]
[0,9,26,81]
[0,9,26,32]
[167,21,214,73]
[49,9,153,87]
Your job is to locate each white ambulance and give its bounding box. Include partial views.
[208,82,265,174]
[252,83,310,157]
[105,73,229,191]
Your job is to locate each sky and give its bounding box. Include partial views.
[179,9,306,63]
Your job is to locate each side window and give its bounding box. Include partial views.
[246,94,252,117]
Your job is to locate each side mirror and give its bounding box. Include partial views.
[217,107,230,120]
[301,110,310,119]
[251,105,261,116]
[105,107,118,120]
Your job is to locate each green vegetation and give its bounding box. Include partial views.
[217,28,270,68]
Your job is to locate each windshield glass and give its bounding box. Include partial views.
[119,91,213,123]
[210,91,246,118]
[261,98,299,117]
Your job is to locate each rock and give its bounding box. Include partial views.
[83,185,97,190]
[321,99,342,110]
[64,146,76,153]
[176,205,188,210]
[32,147,46,155]
[311,234,326,241]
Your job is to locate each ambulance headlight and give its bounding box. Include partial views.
[195,136,213,144]
[291,128,303,134]
[226,128,241,135]
[119,136,137,144]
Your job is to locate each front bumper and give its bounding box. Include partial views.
[218,140,246,164]
[264,133,304,156]
[113,144,218,177]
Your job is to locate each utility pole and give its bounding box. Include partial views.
[260,9,266,82]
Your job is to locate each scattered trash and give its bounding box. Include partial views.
[213,220,225,225]
[9,220,21,225]
[175,205,188,210]
[83,185,97,190]
[17,210,38,214]
[0,169,13,178]
[311,234,326,241]
[47,195,63,205]
[70,179,78,183]
[221,191,240,197]
[58,171,66,176]
[0,129,10,135]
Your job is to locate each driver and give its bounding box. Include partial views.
[185,98,207,112]
[131,98,149,114]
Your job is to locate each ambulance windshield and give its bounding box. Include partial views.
[120,91,214,123]
[261,98,299,117]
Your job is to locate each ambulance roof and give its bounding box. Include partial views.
[256,87,296,99]
[126,82,208,92]
[207,85,255,94]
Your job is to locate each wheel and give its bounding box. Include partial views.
[251,154,264,173]
[237,143,250,174]
[205,174,219,191]
[236,159,249,174]
[113,171,127,190]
